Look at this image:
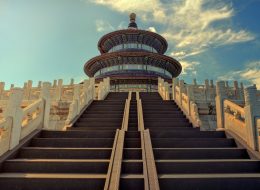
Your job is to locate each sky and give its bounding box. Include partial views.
[0,0,260,88]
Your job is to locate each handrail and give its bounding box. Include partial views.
[224,99,245,115]
[121,99,130,131]
[104,129,125,190]
[137,94,160,189]
[104,129,119,190]
[143,129,160,190]
[137,99,145,131]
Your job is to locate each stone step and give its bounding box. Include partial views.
[68,127,119,131]
[18,147,112,159]
[156,160,260,174]
[30,138,114,148]
[153,148,249,160]
[150,130,226,138]
[123,148,142,160]
[145,122,192,128]
[40,130,116,138]
[3,159,110,173]
[77,117,122,122]
[80,113,123,118]
[158,174,260,190]
[124,138,141,148]
[0,173,106,190]
[121,160,143,174]
[120,174,144,190]
[151,138,236,148]
[74,122,121,128]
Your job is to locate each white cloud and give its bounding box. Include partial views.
[95,19,114,32]
[147,27,157,33]
[218,61,260,88]
[89,0,255,58]
[180,60,200,76]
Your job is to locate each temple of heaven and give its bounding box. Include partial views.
[84,13,182,92]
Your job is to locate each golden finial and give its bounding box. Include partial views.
[129,13,136,22]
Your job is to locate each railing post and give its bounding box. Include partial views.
[55,79,63,101]
[164,82,169,100]
[70,78,74,86]
[0,82,5,99]
[38,81,42,88]
[205,79,209,101]
[41,82,51,130]
[244,85,259,150]
[179,80,184,106]
[234,81,240,100]
[186,85,193,115]
[4,88,24,149]
[216,81,227,131]
[73,84,80,114]
[172,78,177,100]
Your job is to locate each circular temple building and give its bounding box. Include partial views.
[84,13,182,92]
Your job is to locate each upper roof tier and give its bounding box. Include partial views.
[98,13,168,54]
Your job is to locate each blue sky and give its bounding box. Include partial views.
[0,0,259,88]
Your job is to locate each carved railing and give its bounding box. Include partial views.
[217,84,260,151]
[224,100,246,142]
[0,78,98,156]
[97,77,110,100]
[158,77,170,100]
[65,78,95,128]
[0,117,12,156]
[0,85,50,156]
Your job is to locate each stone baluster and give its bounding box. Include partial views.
[205,79,209,101]
[27,80,33,100]
[179,80,185,106]
[53,80,57,88]
[55,79,63,101]
[70,78,74,86]
[164,81,170,100]
[41,82,51,130]
[172,78,177,100]
[244,85,259,150]
[73,84,80,114]
[216,81,227,131]
[4,88,24,149]
[38,81,42,88]
[225,81,229,88]
[0,82,5,99]
[240,82,244,100]
[89,78,95,99]
[186,85,193,115]
[234,81,240,100]
[210,80,214,88]
[187,85,194,102]
[83,79,90,92]
[193,79,197,86]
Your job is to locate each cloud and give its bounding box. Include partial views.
[89,0,255,58]
[180,60,200,76]
[218,61,260,88]
[147,27,157,33]
[95,19,114,32]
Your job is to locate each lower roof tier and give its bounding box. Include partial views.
[94,70,172,84]
[84,51,182,78]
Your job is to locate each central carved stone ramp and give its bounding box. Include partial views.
[0,92,128,190]
[120,92,144,190]
[140,92,260,190]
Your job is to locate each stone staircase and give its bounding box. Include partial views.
[0,92,128,190]
[1,92,260,190]
[140,92,260,190]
